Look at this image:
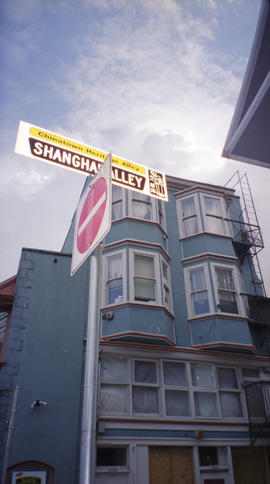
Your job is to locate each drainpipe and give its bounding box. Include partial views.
[1,384,20,484]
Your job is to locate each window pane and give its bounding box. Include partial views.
[100,356,128,383]
[108,255,122,279]
[218,290,238,314]
[199,447,218,466]
[242,368,260,379]
[163,362,187,386]
[112,185,122,202]
[100,385,127,413]
[194,392,218,417]
[162,261,168,280]
[165,390,191,416]
[192,291,209,315]
[112,201,122,221]
[216,268,235,290]
[135,361,157,383]
[96,447,127,466]
[134,278,155,301]
[219,392,242,417]
[132,200,151,220]
[204,196,221,216]
[206,215,225,234]
[190,268,206,291]
[108,279,123,304]
[132,386,158,413]
[135,255,154,277]
[182,197,196,217]
[217,368,238,389]
[191,363,215,387]
[183,217,198,236]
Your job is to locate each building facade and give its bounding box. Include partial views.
[1,174,270,484]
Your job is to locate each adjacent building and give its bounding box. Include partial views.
[1,172,270,484]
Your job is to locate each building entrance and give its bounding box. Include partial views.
[149,446,194,484]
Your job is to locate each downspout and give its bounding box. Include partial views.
[1,384,20,484]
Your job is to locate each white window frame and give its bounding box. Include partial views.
[177,193,202,238]
[112,185,125,221]
[99,356,246,420]
[128,191,155,221]
[215,366,244,418]
[127,191,166,229]
[129,249,162,305]
[210,263,246,316]
[132,358,159,416]
[102,250,127,307]
[200,193,231,236]
[184,263,214,319]
[160,257,173,312]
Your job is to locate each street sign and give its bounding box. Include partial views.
[71,153,112,276]
[15,120,168,201]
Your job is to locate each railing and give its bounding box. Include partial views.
[244,381,270,426]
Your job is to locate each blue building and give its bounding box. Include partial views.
[1,172,270,484]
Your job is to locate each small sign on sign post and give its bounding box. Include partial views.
[70,153,112,276]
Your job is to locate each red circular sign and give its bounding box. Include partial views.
[77,177,107,254]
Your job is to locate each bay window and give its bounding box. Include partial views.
[103,249,172,310]
[184,261,245,318]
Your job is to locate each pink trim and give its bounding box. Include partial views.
[192,341,255,352]
[103,238,170,260]
[100,331,175,347]
[99,340,267,361]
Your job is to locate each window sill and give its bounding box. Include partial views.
[188,312,247,322]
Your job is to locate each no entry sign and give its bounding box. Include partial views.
[71,153,112,275]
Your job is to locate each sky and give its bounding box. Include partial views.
[1,0,270,294]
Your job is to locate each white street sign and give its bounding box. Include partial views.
[71,153,112,276]
[15,120,168,201]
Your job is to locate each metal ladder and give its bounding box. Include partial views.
[225,171,265,296]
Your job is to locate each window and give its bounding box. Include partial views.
[103,251,125,306]
[133,360,159,414]
[179,195,199,237]
[128,191,166,228]
[215,267,238,314]
[96,447,127,467]
[163,361,190,417]
[217,367,242,417]
[201,193,229,236]
[191,363,218,418]
[129,250,162,305]
[100,355,129,414]
[211,263,244,316]
[157,199,165,229]
[99,356,245,420]
[161,260,173,311]
[112,185,124,221]
[131,192,153,220]
[184,264,212,318]
[134,254,156,302]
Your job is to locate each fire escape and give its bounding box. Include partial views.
[225,171,265,296]
[225,173,270,443]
